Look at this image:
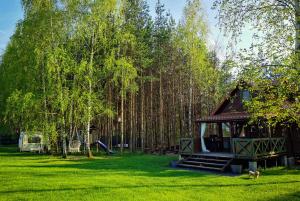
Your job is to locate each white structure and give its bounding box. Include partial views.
[200,123,210,152]
[18,132,45,153]
[69,140,81,153]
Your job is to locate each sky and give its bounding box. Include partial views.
[0,0,23,54]
[0,0,253,59]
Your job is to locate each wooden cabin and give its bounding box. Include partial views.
[177,85,300,172]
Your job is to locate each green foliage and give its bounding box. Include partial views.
[214,0,300,126]
[4,90,39,130]
[0,0,233,153]
[176,0,229,114]
[243,63,300,127]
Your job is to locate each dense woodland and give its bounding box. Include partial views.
[0,0,299,158]
[0,0,233,157]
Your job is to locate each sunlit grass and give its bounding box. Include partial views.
[0,146,300,201]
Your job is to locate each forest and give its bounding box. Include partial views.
[0,0,299,158]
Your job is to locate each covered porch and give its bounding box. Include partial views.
[179,111,287,160]
[180,137,286,160]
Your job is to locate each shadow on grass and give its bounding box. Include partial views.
[238,167,300,181]
[21,156,300,177]
[263,191,300,201]
[260,167,300,177]
[0,146,205,178]
[1,181,300,195]
[0,146,47,158]
[1,146,299,179]
[2,156,206,178]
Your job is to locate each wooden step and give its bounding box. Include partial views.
[188,157,228,163]
[183,160,225,167]
[178,153,233,172]
[192,156,232,160]
[177,163,223,171]
[186,153,233,159]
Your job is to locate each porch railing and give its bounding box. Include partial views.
[179,138,194,155]
[232,137,286,159]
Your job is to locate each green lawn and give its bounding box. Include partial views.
[0,146,300,201]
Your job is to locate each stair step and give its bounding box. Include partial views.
[178,153,234,172]
[188,157,228,163]
[192,155,232,160]
[183,160,224,167]
[177,163,223,171]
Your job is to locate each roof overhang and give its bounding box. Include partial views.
[196,112,250,123]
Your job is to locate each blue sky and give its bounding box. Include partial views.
[0,0,23,53]
[0,0,252,59]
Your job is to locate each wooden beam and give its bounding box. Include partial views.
[218,123,224,151]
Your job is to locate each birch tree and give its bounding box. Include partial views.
[177,0,212,136]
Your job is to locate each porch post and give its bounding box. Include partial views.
[230,122,234,137]
[218,123,223,151]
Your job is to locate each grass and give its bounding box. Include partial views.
[0,146,300,201]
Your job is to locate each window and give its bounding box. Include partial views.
[28,136,41,143]
[242,90,251,101]
[222,123,231,137]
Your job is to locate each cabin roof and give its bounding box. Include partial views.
[196,111,249,123]
[211,86,239,116]
[196,84,250,123]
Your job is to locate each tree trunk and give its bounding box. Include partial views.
[42,63,48,150]
[130,92,133,152]
[188,67,193,137]
[57,57,67,158]
[108,84,112,149]
[86,31,95,158]
[295,0,300,54]
[120,84,124,153]
[150,72,154,150]
[172,75,176,147]
[159,70,164,151]
[179,73,184,138]
[86,77,93,158]
[62,135,67,158]
[133,94,136,151]
[140,74,145,151]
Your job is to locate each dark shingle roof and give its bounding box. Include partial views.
[196,112,250,123]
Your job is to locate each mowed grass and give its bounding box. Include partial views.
[0,146,300,201]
